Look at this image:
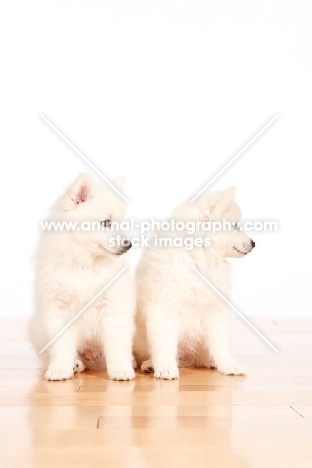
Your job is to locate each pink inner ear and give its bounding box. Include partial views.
[75,184,89,205]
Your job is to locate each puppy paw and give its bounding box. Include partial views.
[141,359,154,373]
[217,360,245,376]
[108,368,135,381]
[73,359,86,374]
[45,367,74,381]
[207,357,217,369]
[154,367,179,380]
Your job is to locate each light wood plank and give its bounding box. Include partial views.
[1,428,312,447]
[1,317,312,468]
[1,446,312,468]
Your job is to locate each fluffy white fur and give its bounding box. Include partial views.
[134,187,255,379]
[29,173,136,381]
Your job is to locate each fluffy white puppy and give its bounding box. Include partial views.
[134,187,255,379]
[29,173,135,381]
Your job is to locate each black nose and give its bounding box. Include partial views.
[251,240,256,248]
[125,241,132,251]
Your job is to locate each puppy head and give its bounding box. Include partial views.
[52,172,131,257]
[174,187,255,258]
[201,187,255,258]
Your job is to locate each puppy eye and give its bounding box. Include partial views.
[101,219,112,228]
[233,223,239,232]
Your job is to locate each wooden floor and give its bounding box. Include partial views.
[1,318,312,468]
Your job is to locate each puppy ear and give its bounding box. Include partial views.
[69,173,94,205]
[210,186,236,218]
[218,186,236,207]
[112,177,126,191]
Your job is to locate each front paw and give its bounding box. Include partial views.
[45,367,74,381]
[217,359,245,376]
[108,368,135,381]
[154,366,179,380]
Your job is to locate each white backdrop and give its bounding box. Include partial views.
[1,1,311,317]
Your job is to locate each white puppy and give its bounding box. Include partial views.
[29,173,135,381]
[134,187,255,379]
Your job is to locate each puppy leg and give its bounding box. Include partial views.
[147,314,179,380]
[204,309,245,376]
[102,314,135,381]
[44,316,77,381]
